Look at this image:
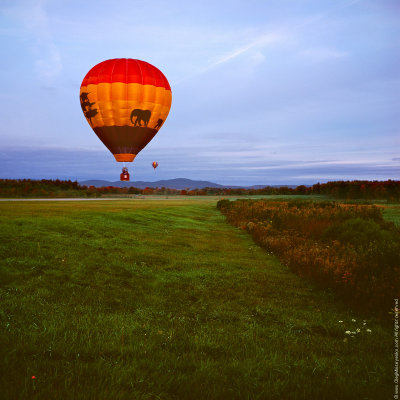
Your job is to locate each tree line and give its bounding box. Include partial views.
[0,179,399,201]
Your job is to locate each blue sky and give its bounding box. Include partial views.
[0,0,399,185]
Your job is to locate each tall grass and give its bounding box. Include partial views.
[217,199,400,317]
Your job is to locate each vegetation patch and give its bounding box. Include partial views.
[218,199,400,317]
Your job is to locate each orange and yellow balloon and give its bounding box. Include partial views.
[152,161,159,170]
[80,58,172,163]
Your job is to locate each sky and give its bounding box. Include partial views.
[0,0,399,185]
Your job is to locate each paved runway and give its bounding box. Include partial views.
[0,197,139,201]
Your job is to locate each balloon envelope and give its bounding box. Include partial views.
[152,162,159,169]
[80,59,172,162]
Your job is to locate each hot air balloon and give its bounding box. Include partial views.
[80,59,172,180]
[152,161,158,170]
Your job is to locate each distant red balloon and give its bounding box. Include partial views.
[152,162,159,170]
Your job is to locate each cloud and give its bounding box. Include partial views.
[30,1,62,81]
[194,0,360,75]
[4,0,62,82]
[2,144,397,185]
[211,33,282,67]
[175,31,284,84]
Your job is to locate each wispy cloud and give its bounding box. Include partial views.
[175,31,284,84]
[174,0,362,84]
[210,33,282,67]
[30,0,62,82]
[5,0,62,82]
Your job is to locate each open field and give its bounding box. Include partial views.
[0,199,394,399]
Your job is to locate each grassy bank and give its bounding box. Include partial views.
[0,199,393,399]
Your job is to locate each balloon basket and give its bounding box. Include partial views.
[120,167,130,181]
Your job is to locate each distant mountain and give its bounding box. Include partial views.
[80,178,224,189]
[79,178,298,190]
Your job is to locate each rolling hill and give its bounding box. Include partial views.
[79,178,298,190]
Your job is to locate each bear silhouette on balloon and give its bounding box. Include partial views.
[130,109,151,127]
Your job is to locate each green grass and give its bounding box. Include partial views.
[0,199,393,399]
[382,205,400,226]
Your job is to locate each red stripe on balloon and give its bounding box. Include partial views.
[81,59,171,90]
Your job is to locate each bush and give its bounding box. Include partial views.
[216,199,231,210]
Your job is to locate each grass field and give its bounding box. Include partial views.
[0,199,394,399]
[382,205,400,226]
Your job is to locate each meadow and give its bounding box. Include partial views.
[0,198,395,399]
